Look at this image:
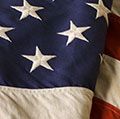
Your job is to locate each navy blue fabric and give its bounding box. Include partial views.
[0,0,113,89]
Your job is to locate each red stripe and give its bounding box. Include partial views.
[91,13,120,119]
[90,97,120,119]
[104,13,120,61]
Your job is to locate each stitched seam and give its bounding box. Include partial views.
[0,86,94,95]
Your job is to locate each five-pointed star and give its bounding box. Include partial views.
[22,46,56,72]
[11,0,44,20]
[87,0,111,25]
[0,26,14,42]
[58,21,90,46]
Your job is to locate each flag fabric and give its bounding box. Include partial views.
[0,0,115,119]
[90,1,120,119]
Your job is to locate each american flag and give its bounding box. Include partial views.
[0,0,119,119]
[91,0,120,118]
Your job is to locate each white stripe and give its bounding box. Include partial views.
[0,86,93,119]
[95,54,120,108]
[112,0,120,17]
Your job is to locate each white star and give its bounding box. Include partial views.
[11,0,44,20]
[22,46,56,72]
[87,0,111,25]
[58,21,90,46]
[99,54,104,64]
[0,26,14,42]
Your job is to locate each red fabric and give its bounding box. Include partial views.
[91,13,120,119]
[104,13,120,60]
[90,97,120,119]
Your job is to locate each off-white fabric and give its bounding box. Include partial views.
[0,86,93,119]
[95,54,120,109]
[112,0,120,16]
